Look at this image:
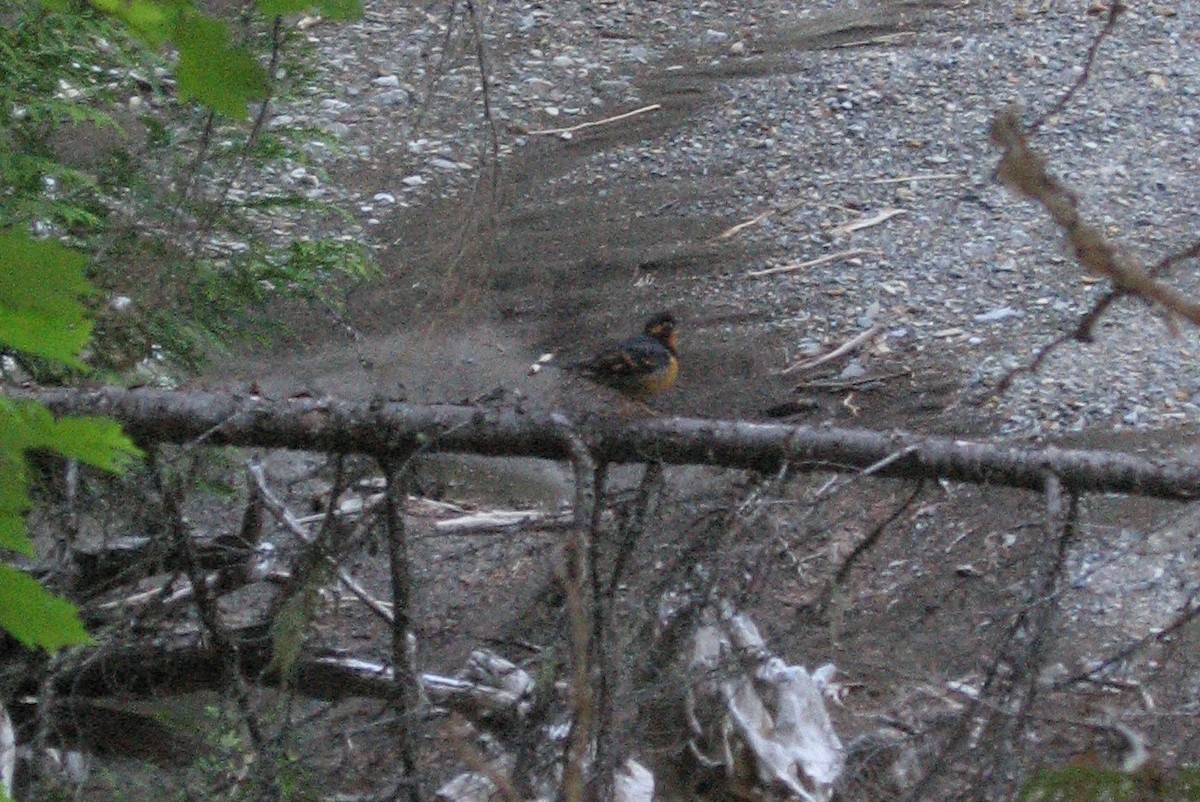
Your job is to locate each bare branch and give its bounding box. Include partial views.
[1027,2,1125,131]
[990,106,1200,326]
[379,453,422,802]
[249,462,393,625]
[555,417,598,802]
[20,387,1200,500]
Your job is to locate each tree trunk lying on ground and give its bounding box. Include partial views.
[11,385,1200,501]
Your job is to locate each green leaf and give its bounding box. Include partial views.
[89,0,174,45]
[255,0,312,15]
[256,0,361,18]
[0,451,34,556]
[47,416,142,471]
[0,563,92,650]
[2,401,139,472]
[318,0,361,20]
[174,13,269,118]
[0,229,93,367]
[0,401,138,555]
[21,413,141,472]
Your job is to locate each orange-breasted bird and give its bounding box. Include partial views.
[560,312,679,403]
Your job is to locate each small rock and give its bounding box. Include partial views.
[401,175,426,187]
[838,359,866,380]
[704,29,729,45]
[974,307,1023,323]
[377,89,411,106]
[373,192,396,204]
[373,75,401,87]
[552,55,574,68]
[429,158,460,171]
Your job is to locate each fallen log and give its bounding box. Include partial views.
[12,386,1200,501]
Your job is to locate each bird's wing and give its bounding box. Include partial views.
[580,336,666,378]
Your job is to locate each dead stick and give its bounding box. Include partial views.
[829,31,915,49]
[249,463,394,624]
[799,368,912,391]
[717,210,772,240]
[831,208,906,235]
[525,104,662,136]
[748,248,873,278]
[780,323,883,375]
[820,173,960,186]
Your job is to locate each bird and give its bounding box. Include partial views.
[559,311,679,405]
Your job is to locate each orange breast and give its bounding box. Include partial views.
[637,353,678,398]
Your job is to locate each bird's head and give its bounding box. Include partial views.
[643,311,677,353]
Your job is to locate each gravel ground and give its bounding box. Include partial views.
[237,0,1200,445]
[195,2,1200,795]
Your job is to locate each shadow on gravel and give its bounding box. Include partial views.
[280,0,960,422]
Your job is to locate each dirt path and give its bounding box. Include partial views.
[212,1,988,431]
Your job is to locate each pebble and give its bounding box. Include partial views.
[973,307,1023,323]
[376,90,411,105]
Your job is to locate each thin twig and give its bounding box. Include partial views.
[830,207,906,235]
[821,171,961,185]
[150,448,283,799]
[1055,582,1200,690]
[525,104,662,136]
[747,248,874,278]
[829,31,915,49]
[971,474,1077,797]
[1149,239,1200,278]
[197,14,284,241]
[991,108,1200,325]
[798,368,912,392]
[831,478,923,587]
[1028,2,1125,132]
[779,323,883,374]
[717,210,772,240]
[249,463,394,625]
